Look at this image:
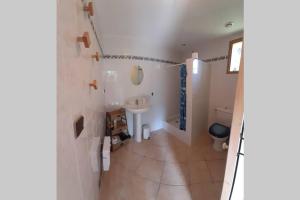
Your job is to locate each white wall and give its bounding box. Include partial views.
[58,0,105,199]
[191,59,211,137]
[197,32,243,128]
[101,59,180,135]
[170,57,211,145]
[185,58,211,144]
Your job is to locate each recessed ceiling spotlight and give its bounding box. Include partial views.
[225,21,234,28]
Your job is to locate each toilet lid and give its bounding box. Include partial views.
[209,123,230,138]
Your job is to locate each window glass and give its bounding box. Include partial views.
[227,38,243,73]
[230,41,243,72]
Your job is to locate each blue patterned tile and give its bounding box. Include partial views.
[101,54,179,64]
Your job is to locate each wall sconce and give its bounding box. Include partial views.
[84,2,94,16]
[89,80,97,90]
[91,52,100,61]
[77,32,91,48]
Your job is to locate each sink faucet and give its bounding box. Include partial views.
[135,99,139,105]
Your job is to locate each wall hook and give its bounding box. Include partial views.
[89,80,97,90]
[91,52,100,61]
[77,32,91,48]
[84,2,94,16]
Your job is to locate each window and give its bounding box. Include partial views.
[227,38,243,74]
[192,59,198,74]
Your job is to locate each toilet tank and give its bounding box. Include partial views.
[215,107,233,127]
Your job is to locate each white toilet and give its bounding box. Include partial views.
[208,107,232,151]
[209,123,230,151]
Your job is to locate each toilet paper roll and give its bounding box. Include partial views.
[222,142,229,150]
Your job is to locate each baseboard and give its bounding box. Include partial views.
[162,120,190,145]
[167,114,179,122]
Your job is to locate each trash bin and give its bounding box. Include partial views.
[142,124,150,140]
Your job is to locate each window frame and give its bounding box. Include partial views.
[227,37,243,74]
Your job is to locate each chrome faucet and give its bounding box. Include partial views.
[135,99,139,105]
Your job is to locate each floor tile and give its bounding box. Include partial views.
[191,133,213,147]
[157,185,193,200]
[168,136,189,149]
[124,172,160,200]
[144,145,166,161]
[207,160,226,182]
[128,141,150,156]
[110,145,127,163]
[188,160,213,184]
[161,162,190,185]
[112,148,145,171]
[136,157,165,182]
[213,181,224,197]
[188,147,206,161]
[191,182,220,200]
[99,130,227,200]
[149,131,171,147]
[99,163,129,200]
[165,146,188,163]
[202,146,227,161]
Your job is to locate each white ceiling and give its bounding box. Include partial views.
[94,0,243,56]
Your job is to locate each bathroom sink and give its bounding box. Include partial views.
[124,96,150,114]
[125,104,150,114]
[124,96,150,142]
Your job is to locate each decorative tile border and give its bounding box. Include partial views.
[203,55,228,63]
[100,54,179,65]
[100,54,228,64]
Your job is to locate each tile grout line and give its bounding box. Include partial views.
[206,159,216,184]
[154,176,161,199]
[101,131,227,199]
[204,151,221,185]
[155,159,167,200]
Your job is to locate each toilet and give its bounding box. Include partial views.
[208,107,232,151]
[209,123,230,151]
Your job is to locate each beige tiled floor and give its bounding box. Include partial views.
[99,129,227,200]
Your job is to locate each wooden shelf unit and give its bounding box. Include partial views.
[106,108,130,152]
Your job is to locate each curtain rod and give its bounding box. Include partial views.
[88,16,105,56]
[80,0,105,56]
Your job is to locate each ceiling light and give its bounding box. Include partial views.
[225,21,234,28]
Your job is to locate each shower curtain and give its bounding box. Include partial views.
[179,64,187,130]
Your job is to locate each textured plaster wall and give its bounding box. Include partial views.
[57,0,105,199]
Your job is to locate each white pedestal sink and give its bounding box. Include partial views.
[125,97,150,142]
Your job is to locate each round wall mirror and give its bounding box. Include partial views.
[130,65,144,85]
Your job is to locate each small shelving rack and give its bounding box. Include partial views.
[106,108,131,152]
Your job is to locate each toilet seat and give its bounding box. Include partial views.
[209,123,230,138]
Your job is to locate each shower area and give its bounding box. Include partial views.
[164,63,186,131]
[163,55,211,145]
